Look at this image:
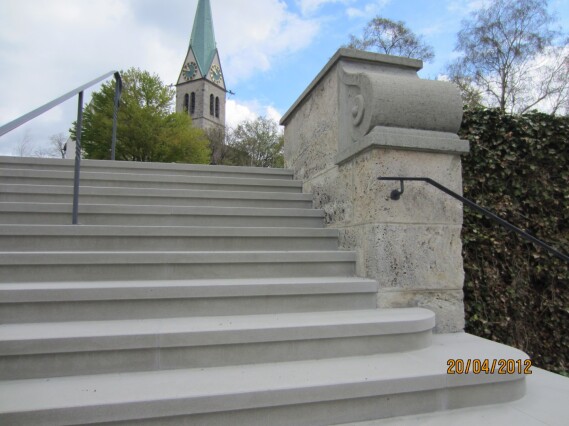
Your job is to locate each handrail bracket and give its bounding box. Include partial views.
[377,177,569,263]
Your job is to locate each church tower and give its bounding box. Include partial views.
[176,0,226,130]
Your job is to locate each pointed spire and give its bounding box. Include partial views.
[190,0,217,76]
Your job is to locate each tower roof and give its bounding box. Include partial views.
[190,0,217,76]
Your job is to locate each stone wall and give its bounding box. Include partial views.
[281,49,470,333]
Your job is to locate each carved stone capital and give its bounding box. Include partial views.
[337,58,467,164]
[339,65,463,139]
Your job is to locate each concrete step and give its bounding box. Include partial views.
[0,251,356,283]
[0,156,294,180]
[0,203,324,227]
[0,225,338,251]
[0,333,528,425]
[0,309,434,379]
[0,277,379,323]
[0,183,313,208]
[338,367,568,426]
[0,168,303,192]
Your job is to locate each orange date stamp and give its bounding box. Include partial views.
[447,359,532,375]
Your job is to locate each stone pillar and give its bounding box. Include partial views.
[280,49,470,333]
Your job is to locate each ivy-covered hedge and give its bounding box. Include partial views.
[459,108,569,375]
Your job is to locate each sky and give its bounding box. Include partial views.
[1,0,568,156]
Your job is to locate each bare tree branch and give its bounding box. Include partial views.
[447,0,567,114]
[345,17,435,63]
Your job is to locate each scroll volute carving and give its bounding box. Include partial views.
[339,65,463,142]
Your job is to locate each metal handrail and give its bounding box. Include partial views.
[377,177,569,263]
[0,71,122,224]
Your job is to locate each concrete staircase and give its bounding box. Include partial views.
[0,156,527,425]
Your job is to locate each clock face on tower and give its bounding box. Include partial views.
[183,61,198,81]
[210,64,223,84]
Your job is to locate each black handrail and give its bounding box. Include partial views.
[377,177,569,263]
[0,71,122,224]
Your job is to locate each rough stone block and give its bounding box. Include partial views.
[363,224,464,291]
[283,70,339,180]
[352,149,464,226]
[337,226,366,278]
[377,289,465,333]
[304,164,354,227]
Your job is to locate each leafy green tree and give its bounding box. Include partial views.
[76,68,210,163]
[346,17,435,62]
[229,117,284,168]
[204,126,230,165]
[448,0,568,114]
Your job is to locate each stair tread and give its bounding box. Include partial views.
[0,250,355,265]
[0,224,335,237]
[0,333,527,420]
[0,202,323,216]
[0,183,313,199]
[0,309,434,354]
[0,276,376,295]
[0,169,303,187]
[0,156,295,177]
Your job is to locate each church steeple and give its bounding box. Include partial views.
[190,0,217,77]
[176,0,226,130]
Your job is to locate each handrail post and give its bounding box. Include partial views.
[72,91,84,225]
[111,72,122,160]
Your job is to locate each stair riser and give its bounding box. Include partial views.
[1,169,293,180]
[0,379,526,426]
[0,261,355,283]
[0,235,337,252]
[0,332,432,380]
[0,193,312,209]
[0,176,301,193]
[0,158,294,180]
[0,294,377,323]
[0,213,323,228]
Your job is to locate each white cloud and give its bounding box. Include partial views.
[296,0,354,16]
[215,1,319,83]
[346,1,391,19]
[226,100,258,129]
[0,0,320,109]
[0,0,137,154]
[226,100,283,129]
[0,0,133,121]
[0,0,317,154]
[266,106,283,125]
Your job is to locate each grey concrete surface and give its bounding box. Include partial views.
[0,250,357,282]
[0,225,338,251]
[0,202,325,227]
[0,183,314,208]
[0,277,379,323]
[340,367,569,426]
[0,155,294,179]
[0,309,434,379]
[0,333,527,425]
[0,156,539,424]
[0,168,303,192]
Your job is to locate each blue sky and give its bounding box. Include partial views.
[1,0,567,155]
